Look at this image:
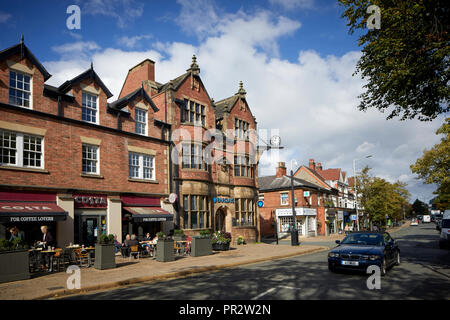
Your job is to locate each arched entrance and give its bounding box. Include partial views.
[215,208,226,232]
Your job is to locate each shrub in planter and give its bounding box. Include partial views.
[212,231,231,251]
[236,235,245,245]
[0,238,30,283]
[173,229,186,241]
[94,234,116,270]
[156,233,174,262]
[191,230,212,257]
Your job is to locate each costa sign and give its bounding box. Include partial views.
[73,194,107,208]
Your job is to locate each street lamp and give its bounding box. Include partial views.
[290,159,299,246]
[353,155,372,231]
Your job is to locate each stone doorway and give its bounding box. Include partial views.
[215,208,226,232]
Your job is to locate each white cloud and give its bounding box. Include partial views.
[42,3,444,202]
[116,34,153,48]
[77,0,144,28]
[0,11,11,24]
[269,0,315,10]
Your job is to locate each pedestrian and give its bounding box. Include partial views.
[9,226,25,242]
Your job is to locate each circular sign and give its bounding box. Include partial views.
[258,200,264,208]
[270,135,281,147]
[168,193,178,204]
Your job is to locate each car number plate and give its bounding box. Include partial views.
[341,261,359,266]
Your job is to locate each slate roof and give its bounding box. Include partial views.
[213,95,240,120]
[0,41,51,81]
[158,73,190,92]
[58,65,113,98]
[258,175,330,192]
[108,85,158,112]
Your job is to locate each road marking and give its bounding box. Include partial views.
[251,287,277,300]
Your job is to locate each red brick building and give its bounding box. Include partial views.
[258,162,331,238]
[0,39,172,245]
[119,55,260,242]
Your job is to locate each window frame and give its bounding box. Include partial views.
[181,99,206,127]
[81,91,99,124]
[183,195,210,230]
[234,154,254,177]
[9,70,33,109]
[181,142,206,171]
[82,144,99,175]
[128,152,155,181]
[280,192,289,206]
[134,107,148,136]
[0,130,44,169]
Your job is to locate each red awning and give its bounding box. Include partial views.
[121,196,160,206]
[0,202,68,223]
[123,207,173,222]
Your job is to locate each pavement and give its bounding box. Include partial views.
[0,242,328,300]
[0,221,411,300]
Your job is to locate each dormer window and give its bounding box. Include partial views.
[9,70,31,108]
[135,108,147,135]
[82,92,98,124]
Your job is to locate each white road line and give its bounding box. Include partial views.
[251,287,277,300]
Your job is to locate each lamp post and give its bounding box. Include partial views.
[290,159,299,246]
[353,155,372,231]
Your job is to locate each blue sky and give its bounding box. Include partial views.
[0,0,444,203]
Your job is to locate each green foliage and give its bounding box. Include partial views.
[411,199,429,216]
[156,231,166,239]
[97,234,115,244]
[211,231,231,244]
[173,229,185,236]
[338,0,449,121]
[356,166,410,223]
[411,118,450,209]
[0,239,12,251]
[11,238,27,250]
[236,235,245,245]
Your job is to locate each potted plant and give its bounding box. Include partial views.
[0,238,30,283]
[212,231,231,251]
[94,234,116,270]
[191,230,212,257]
[156,232,174,262]
[236,235,245,245]
[173,229,186,241]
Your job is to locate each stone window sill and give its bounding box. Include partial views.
[80,173,104,179]
[128,178,159,184]
[0,165,49,174]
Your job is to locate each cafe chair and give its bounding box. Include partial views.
[128,245,140,261]
[174,241,183,256]
[74,248,90,267]
[54,248,73,272]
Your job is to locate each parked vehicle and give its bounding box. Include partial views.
[439,211,450,249]
[411,219,419,226]
[423,215,431,223]
[328,231,400,276]
[436,218,442,231]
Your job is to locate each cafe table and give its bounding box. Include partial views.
[39,249,62,272]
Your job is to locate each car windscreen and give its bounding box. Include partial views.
[442,219,450,228]
[341,233,384,246]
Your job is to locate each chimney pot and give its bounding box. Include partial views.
[309,159,316,171]
[276,162,287,178]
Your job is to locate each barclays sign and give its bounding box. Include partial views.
[213,197,235,204]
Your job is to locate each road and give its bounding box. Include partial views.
[65,223,450,300]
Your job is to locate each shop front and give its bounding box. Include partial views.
[0,191,68,246]
[121,195,173,240]
[326,209,337,235]
[73,194,108,246]
[275,207,317,238]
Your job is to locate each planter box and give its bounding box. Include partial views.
[212,242,230,251]
[0,250,30,283]
[94,244,116,270]
[156,239,174,262]
[173,235,186,241]
[191,237,212,257]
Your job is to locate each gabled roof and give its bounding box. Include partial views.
[258,175,328,192]
[0,41,51,81]
[158,73,190,92]
[319,168,341,181]
[58,65,113,98]
[348,177,355,187]
[214,95,239,120]
[294,165,332,190]
[108,85,158,112]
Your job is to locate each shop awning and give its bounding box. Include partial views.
[0,202,68,223]
[123,207,173,222]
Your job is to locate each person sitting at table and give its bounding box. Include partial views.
[143,233,152,241]
[9,226,25,242]
[141,233,153,255]
[121,234,131,257]
[113,235,121,254]
[126,234,140,259]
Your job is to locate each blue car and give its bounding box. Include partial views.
[328,231,400,276]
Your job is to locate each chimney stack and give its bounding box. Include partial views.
[316,162,322,171]
[119,59,156,98]
[309,159,316,171]
[276,162,287,178]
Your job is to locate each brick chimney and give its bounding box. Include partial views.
[316,162,322,171]
[276,162,287,178]
[309,159,316,171]
[119,59,156,98]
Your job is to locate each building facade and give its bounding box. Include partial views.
[258,162,331,238]
[0,40,173,246]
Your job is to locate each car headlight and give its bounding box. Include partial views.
[369,255,380,260]
[328,252,339,258]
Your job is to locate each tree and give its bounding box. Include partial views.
[410,118,450,209]
[411,199,429,216]
[338,0,449,121]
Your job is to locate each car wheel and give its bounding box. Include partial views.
[395,251,400,266]
[381,258,387,276]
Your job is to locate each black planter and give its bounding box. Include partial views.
[212,242,230,251]
[191,237,212,257]
[156,239,174,262]
[0,250,30,283]
[94,244,116,270]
